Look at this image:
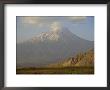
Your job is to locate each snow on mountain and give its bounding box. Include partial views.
[30,30,60,43]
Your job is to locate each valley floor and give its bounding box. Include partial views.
[16,66,94,74]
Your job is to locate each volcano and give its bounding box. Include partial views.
[17,27,94,67]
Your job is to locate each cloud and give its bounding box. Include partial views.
[68,16,87,22]
[50,22,61,32]
[22,16,43,27]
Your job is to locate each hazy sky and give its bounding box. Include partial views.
[17,16,94,43]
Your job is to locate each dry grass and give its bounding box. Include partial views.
[16,66,94,74]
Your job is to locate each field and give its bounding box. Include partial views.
[16,67,94,74]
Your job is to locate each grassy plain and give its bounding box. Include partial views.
[16,66,94,74]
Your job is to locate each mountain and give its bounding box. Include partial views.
[17,27,94,67]
[47,49,94,68]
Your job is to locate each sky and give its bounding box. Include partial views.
[17,16,94,43]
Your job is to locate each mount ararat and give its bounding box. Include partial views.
[17,27,94,67]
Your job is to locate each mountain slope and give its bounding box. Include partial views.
[47,49,94,67]
[17,27,94,67]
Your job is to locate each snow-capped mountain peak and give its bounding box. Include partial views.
[37,31,60,41]
[30,28,63,43]
[29,27,75,43]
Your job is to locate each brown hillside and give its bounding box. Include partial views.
[47,49,94,67]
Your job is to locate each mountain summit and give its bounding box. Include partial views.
[30,27,76,43]
[17,27,94,67]
[30,29,61,42]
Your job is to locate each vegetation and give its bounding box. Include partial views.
[16,49,94,74]
[17,67,94,74]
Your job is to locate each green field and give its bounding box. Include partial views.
[16,67,94,74]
